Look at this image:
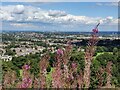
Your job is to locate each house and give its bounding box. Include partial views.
[0,55,12,62]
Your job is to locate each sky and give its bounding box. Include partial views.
[0,2,118,32]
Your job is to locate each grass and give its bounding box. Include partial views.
[94,52,113,60]
[46,67,54,88]
[19,69,23,78]
[93,52,104,60]
[96,52,104,57]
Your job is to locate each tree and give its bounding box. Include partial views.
[12,56,28,69]
[95,52,116,67]
[96,46,104,53]
[112,51,120,87]
[70,52,84,71]
[29,59,40,77]
[113,47,118,55]
[5,49,16,56]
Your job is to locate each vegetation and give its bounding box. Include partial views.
[2,46,120,88]
[1,31,120,89]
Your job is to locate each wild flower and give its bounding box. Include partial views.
[92,28,98,33]
[83,23,100,88]
[52,67,63,88]
[33,77,39,88]
[19,64,32,88]
[56,48,64,56]
[39,54,50,88]
[71,62,77,69]
[23,64,30,70]
[20,77,32,88]
[3,70,16,88]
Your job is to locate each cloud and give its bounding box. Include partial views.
[96,2,118,6]
[10,23,32,27]
[1,4,118,31]
[96,3,103,6]
[13,5,25,14]
[106,2,118,6]
[1,0,119,2]
[48,10,67,17]
[0,4,117,25]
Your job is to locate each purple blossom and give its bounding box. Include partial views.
[21,83,28,88]
[28,78,32,83]
[23,64,30,70]
[56,49,63,56]
[92,29,98,33]
[23,78,27,82]
[21,77,32,88]
[72,62,77,69]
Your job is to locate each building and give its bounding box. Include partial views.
[0,55,12,62]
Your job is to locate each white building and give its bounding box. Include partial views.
[0,55,12,62]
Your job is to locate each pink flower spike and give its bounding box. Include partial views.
[21,83,28,88]
[72,62,77,69]
[56,49,63,56]
[92,29,98,33]
[24,65,30,70]
[28,78,32,83]
[23,78,27,82]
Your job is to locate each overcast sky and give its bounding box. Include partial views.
[1,2,118,32]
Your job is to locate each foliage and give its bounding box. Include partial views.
[5,49,16,56]
[2,46,120,88]
[95,52,116,67]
